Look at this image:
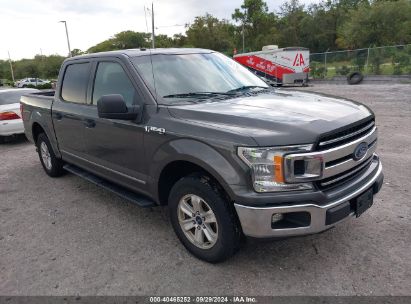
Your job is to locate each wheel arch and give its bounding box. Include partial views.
[32,122,45,144]
[30,118,61,158]
[151,139,245,205]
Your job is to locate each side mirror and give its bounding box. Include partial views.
[97,94,140,120]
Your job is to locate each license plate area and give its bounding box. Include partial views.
[351,188,374,217]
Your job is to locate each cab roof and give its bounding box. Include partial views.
[69,48,214,61]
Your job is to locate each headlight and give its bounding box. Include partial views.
[238,145,316,193]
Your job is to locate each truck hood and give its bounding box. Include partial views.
[168,90,373,146]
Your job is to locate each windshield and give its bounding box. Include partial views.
[131,52,268,103]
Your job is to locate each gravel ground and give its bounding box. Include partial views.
[0,84,410,296]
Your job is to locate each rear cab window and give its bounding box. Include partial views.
[61,62,91,103]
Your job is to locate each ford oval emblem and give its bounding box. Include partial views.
[353,142,368,161]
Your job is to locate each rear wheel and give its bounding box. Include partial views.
[169,174,241,263]
[36,133,65,177]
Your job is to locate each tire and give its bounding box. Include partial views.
[36,133,65,177]
[169,174,241,263]
[347,72,363,85]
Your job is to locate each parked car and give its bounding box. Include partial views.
[20,48,383,262]
[0,88,38,142]
[16,78,50,88]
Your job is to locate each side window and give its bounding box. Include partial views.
[61,62,91,103]
[92,62,135,106]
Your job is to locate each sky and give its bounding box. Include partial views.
[0,0,319,60]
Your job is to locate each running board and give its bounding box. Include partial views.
[63,164,156,208]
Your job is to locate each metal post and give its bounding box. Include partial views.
[365,46,370,75]
[59,21,72,57]
[151,3,155,49]
[324,48,329,78]
[7,51,15,83]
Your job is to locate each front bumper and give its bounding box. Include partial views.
[234,161,383,238]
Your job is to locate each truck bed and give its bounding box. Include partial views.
[20,90,56,145]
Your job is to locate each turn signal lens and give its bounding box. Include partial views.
[274,155,284,183]
[0,111,20,121]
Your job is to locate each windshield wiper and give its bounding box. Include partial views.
[163,92,234,98]
[226,85,268,93]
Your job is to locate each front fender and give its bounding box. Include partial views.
[148,138,247,202]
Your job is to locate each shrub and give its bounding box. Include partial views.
[336,65,350,76]
[25,83,52,89]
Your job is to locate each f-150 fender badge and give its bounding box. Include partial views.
[145,126,166,135]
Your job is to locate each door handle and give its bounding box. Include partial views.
[84,119,96,128]
[53,112,63,120]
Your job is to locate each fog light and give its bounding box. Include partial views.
[272,213,284,223]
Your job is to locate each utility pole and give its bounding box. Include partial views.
[242,23,245,53]
[242,8,246,53]
[59,21,72,57]
[40,48,45,61]
[151,2,155,48]
[7,51,15,83]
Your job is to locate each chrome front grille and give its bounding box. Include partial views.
[317,118,375,150]
[284,123,378,189]
[318,155,374,189]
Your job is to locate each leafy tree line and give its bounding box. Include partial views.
[87,0,410,54]
[0,55,65,84]
[1,0,410,82]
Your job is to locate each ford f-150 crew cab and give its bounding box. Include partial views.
[21,48,383,262]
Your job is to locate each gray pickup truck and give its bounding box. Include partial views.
[21,48,383,262]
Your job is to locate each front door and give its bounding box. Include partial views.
[81,60,148,193]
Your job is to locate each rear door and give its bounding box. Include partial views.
[80,58,148,193]
[52,61,91,159]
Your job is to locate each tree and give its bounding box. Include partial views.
[87,31,151,53]
[337,0,411,48]
[277,0,309,48]
[232,0,279,52]
[155,34,175,48]
[13,59,40,79]
[0,60,11,80]
[186,14,236,53]
[71,49,85,56]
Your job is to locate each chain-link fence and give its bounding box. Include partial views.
[310,44,411,79]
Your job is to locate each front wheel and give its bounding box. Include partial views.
[36,133,65,177]
[169,174,241,263]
